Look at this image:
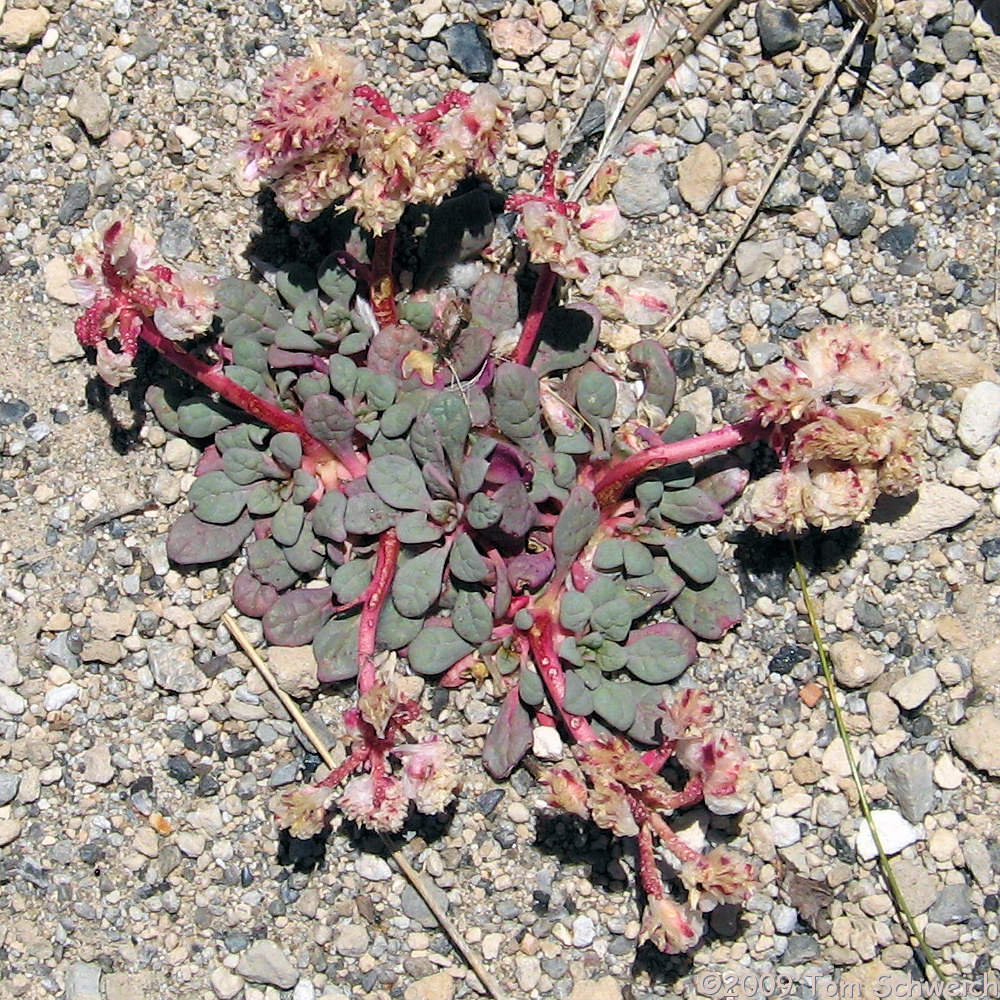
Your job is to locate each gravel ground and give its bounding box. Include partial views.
[2,0,1000,997]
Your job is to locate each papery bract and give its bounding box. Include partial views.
[639,896,705,955]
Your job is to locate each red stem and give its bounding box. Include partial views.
[139,321,341,469]
[513,265,557,367]
[636,822,666,899]
[525,611,598,743]
[647,810,701,865]
[369,232,398,327]
[357,529,400,694]
[314,745,369,789]
[593,417,766,506]
[409,90,471,125]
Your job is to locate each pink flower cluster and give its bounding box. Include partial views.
[744,324,920,533]
[541,689,755,954]
[71,214,216,385]
[240,42,509,233]
[275,680,460,836]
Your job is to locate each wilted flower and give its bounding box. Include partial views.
[394,738,460,815]
[540,766,589,819]
[239,41,364,183]
[577,199,628,251]
[676,730,751,816]
[592,274,675,327]
[744,325,920,534]
[275,785,335,839]
[71,214,216,384]
[589,775,640,837]
[681,846,756,910]
[338,773,409,832]
[518,200,601,294]
[639,896,705,954]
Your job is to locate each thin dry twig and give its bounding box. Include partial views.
[659,17,867,337]
[220,612,511,1000]
[569,0,741,201]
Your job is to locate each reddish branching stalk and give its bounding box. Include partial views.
[513,265,557,366]
[526,611,598,742]
[593,417,766,506]
[356,528,401,694]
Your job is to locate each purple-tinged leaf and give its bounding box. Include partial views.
[194,445,225,476]
[223,447,287,486]
[395,511,444,545]
[664,534,718,586]
[673,576,742,640]
[366,455,431,511]
[422,461,458,501]
[483,687,533,780]
[248,537,301,590]
[263,586,335,646]
[270,432,303,471]
[628,339,677,417]
[532,304,599,378]
[507,551,555,593]
[493,363,542,441]
[449,325,493,379]
[469,270,519,331]
[302,393,355,445]
[486,481,536,549]
[553,487,600,571]
[167,511,253,566]
[283,525,326,574]
[484,441,533,486]
[698,463,751,505]
[314,615,361,683]
[366,322,421,377]
[232,567,280,617]
[267,345,315,370]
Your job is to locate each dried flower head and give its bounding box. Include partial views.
[239,41,364,183]
[395,739,460,815]
[639,896,705,954]
[681,846,756,910]
[71,214,216,385]
[275,785,335,839]
[745,324,920,534]
[676,730,752,816]
[338,773,409,833]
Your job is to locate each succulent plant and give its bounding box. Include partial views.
[68,40,921,958]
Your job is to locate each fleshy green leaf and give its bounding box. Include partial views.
[366,455,431,511]
[592,683,638,731]
[492,363,541,441]
[407,626,474,676]
[559,591,592,634]
[263,586,334,646]
[553,487,600,570]
[376,601,423,651]
[303,393,355,445]
[623,630,695,683]
[628,340,677,416]
[312,491,347,542]
[395,511,444,545]
[270,432,303,471]
[483,687,532,780]
[532,304,598,378]
[248,538,301,590]
[247,482,282,516]
[622,540,655,577]
[223,447,286,486]
[314,615,361,683]
[283,525,326,574]
[563,670,594,717]
[590,597,634,642]
[167,512,253,565]
[392,547,448,618]
[665,534,718,586]
[592,539,624,572]
[519,665,545,707]
[177,399,235,438]
[575,369,617,421]
[345,491,396,535]
[331,559,373,604]
[449,533,490,584]
[451,590,494,645]
[658,487,725,525]
[271,501,304,547]
[673,575,742,640]
[466,492,501,531]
